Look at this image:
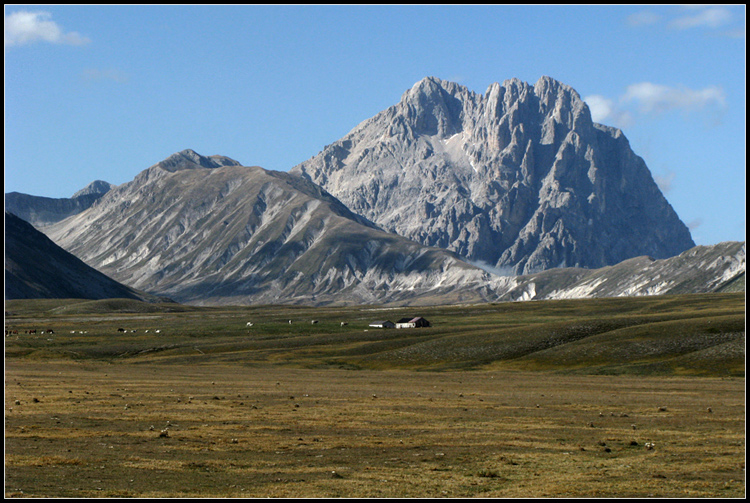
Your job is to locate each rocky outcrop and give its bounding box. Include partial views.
[292,76,695,275]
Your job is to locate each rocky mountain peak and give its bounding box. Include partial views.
[396,77,470,137]
[152,149,242,173]
[292,75,695,275]
[71,180,114,199]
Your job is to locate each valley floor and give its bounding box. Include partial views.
[5,360,745,498]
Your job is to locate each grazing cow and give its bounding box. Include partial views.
[117,328,126,332]
[246,322,254,327]
[340,322,348,327]
[311,320,318,324]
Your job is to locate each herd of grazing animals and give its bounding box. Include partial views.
[6,319,347,337]
[7,317,421,337]
[5,329,53,336]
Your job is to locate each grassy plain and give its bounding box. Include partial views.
[4,293,746,497]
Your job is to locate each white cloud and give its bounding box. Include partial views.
[622,82,726,116]
[583,95,634,128]
[653,170,676,194]
[625,6,743,38]
[583,95,612,123]
[585,82,727,129]
[4,11,90,47]
[669,7,733,30]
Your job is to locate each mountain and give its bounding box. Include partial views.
[71,180,115,198]
[6,180,114,228]
[4,212,162,302]
[291,76,695,275]
[43,150,504,306]
[491,241,745,302]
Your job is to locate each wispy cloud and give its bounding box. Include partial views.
[4,10,90,48]
[686,218,703,231]
[626,6,744,38]
[584,82,727,128]
[653,170,676,194]
[669,7,733,30]
[622,82,726,116]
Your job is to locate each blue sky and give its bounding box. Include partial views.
[4,5,745,246]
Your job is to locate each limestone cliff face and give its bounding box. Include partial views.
[291,76,695,275]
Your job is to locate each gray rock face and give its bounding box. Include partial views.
[71,180,115,198]
[149,149,243,172]
[291,76,695,275]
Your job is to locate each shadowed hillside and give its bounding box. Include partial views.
[4,212,163,303]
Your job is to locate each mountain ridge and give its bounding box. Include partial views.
[292,75,695,275]
[5,75,740,307]
[42,152,503,306]
[7,147,742,306]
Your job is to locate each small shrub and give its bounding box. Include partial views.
[477,468,501,478]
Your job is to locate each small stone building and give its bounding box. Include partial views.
[395,317,431,329]
[368,320,395,329]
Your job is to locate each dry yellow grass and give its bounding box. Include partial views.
[5,359,745,498]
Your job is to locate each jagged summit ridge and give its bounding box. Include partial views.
[151,149,242,172]
[291,75,695,275]
[71,180,115,199]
